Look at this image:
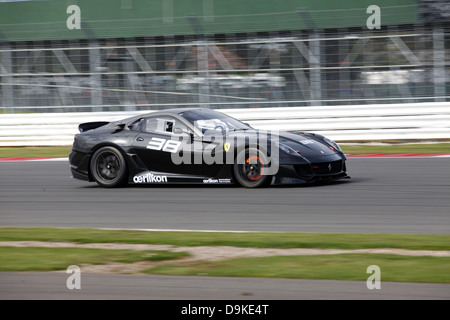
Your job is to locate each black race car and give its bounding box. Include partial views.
[69,108,349,188]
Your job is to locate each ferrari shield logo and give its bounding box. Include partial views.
[224,143,231,152]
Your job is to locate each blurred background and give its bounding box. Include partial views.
[0,0,448,113]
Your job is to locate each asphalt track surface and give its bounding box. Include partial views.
[0,157,449,234]
[1,157,450,300]
[1,272,449,300]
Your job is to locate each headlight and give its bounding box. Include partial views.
[279,143,300,156]
[324,137,342,152]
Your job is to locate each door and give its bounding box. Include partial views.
[132,115,205,176]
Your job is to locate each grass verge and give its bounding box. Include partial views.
[0,247,188,272]
[341,143,450,155]
[0,146,71,158]
[143,254,450,283]
[1,227,449,283]
[1,227,450,251]
[0,143,449,159]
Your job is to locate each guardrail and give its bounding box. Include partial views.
[0,102,449,146]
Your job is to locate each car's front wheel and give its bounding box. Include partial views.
[233,148,272,188]
[90,146,128,188]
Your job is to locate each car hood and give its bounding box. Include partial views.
[223,129,336,157]
[276,131,336,157]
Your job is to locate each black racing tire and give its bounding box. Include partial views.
[90,146,128,188]
[233,147,272,188]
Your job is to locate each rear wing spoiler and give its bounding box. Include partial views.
[78,121,109,133]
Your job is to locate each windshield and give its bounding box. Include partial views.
[179,109,251,134]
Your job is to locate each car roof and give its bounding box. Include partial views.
[120,107,220,123]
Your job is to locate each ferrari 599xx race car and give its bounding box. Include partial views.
[69,108,349,188]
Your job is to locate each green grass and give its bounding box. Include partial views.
[1,227,449,283]
[1,227,449,251]
[0,143,449,158]
[0,146,71,158]
[143,254,450,283]
[0,247,188,272]
[341,143,450,155]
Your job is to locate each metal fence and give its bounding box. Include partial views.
[1,24,449,113]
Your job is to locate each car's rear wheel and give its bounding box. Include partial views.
[233,148,272,188]
[90,146,128,188]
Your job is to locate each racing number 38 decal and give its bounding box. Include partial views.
[147,137,181,153]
